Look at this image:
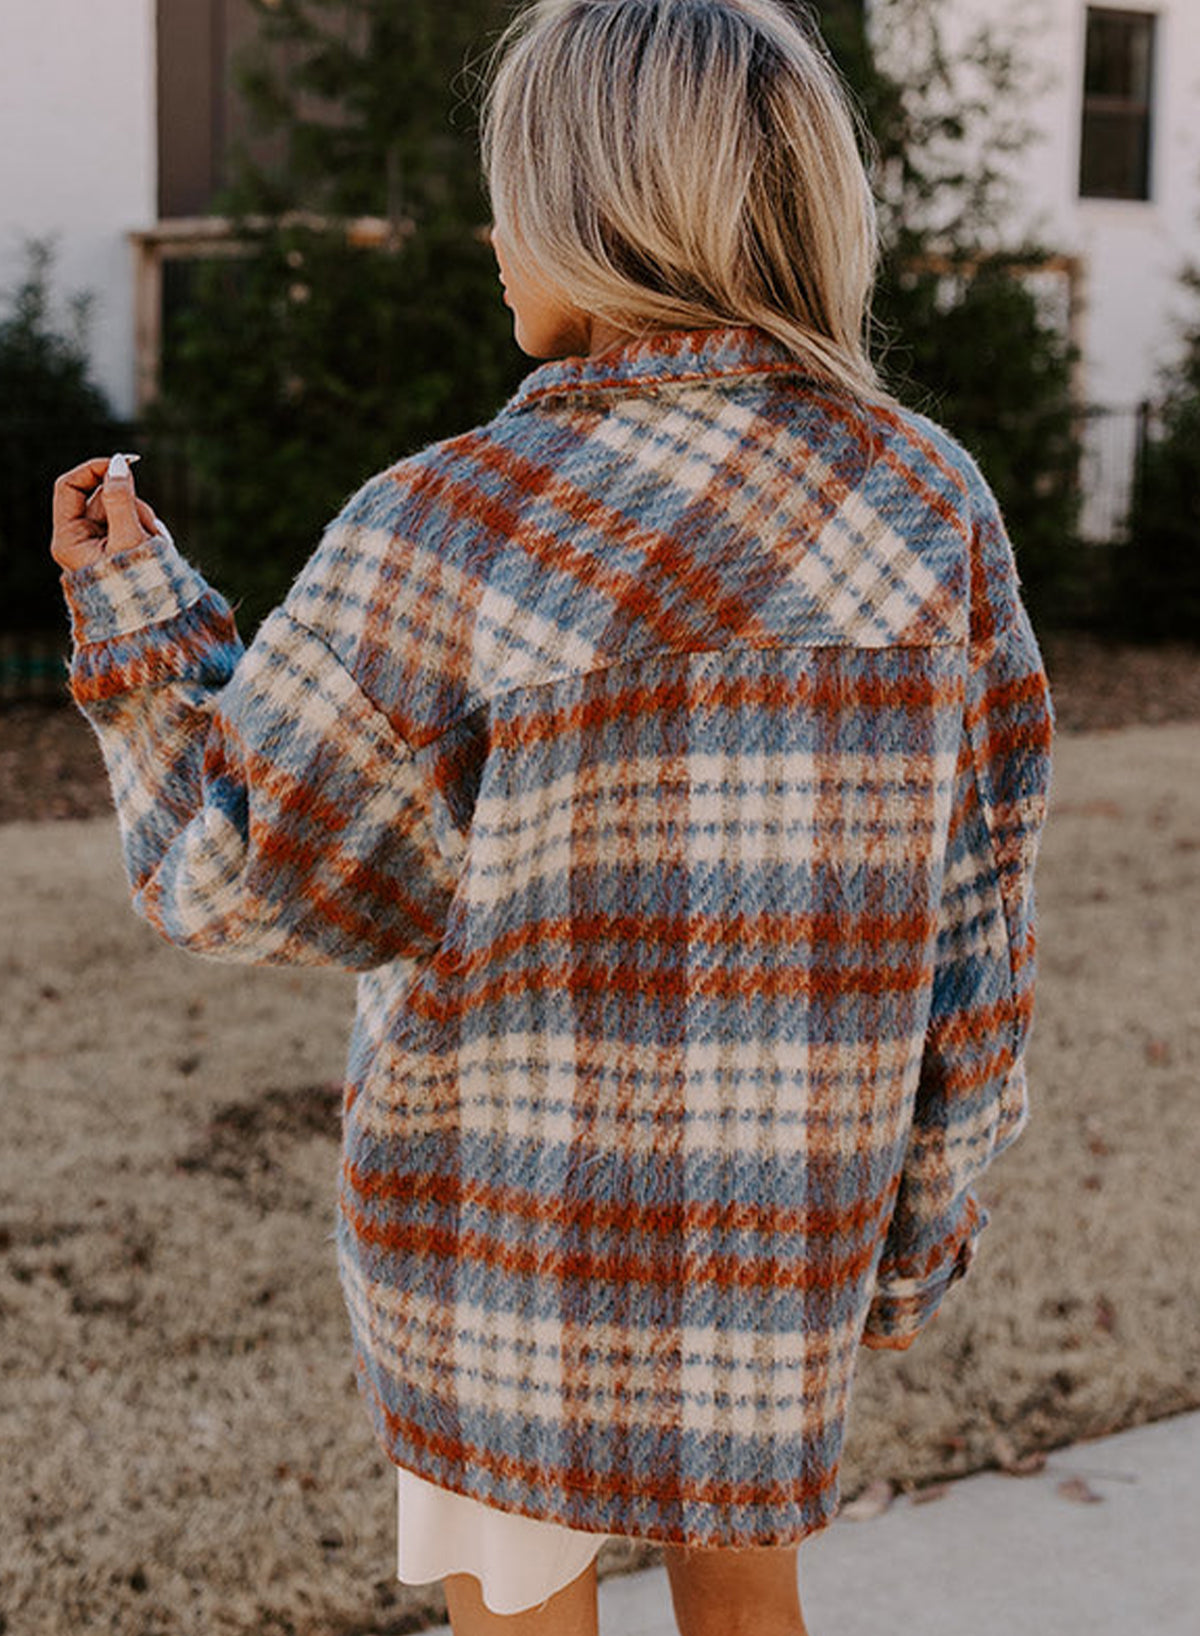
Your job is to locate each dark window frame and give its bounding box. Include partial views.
[1079,7,1158,202]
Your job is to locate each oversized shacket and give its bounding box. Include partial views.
[64,325,1052,1548]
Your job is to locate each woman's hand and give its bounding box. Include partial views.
[51,454,167,573]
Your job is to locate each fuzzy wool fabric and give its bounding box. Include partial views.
[63,325,1053,1549]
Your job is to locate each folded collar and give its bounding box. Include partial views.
[505,324,812,410]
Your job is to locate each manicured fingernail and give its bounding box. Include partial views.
[108,452,131,481]
[154,519,175,547]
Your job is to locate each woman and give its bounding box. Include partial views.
[52,2,1053,1633]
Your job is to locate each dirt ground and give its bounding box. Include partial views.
[2,636,1199,1635]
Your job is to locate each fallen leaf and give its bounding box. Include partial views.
[840,1478,894,1521]
[1145,1039,1171,1066]
[1095,1296,1117,1335]
[1057,1476,1104,1505]
[993,1432,1047,1476]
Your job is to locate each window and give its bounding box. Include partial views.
[1080,8,1157,201]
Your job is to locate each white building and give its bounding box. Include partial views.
[2,1,1199,532]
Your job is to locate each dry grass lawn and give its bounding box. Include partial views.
[2,713,1198,1635]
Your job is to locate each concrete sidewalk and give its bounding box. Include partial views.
[423,1411,1200,1634]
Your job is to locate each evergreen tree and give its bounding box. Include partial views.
[155,0,522,628]
[230,0,506,223]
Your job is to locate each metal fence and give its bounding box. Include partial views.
[1077,401,1155,546]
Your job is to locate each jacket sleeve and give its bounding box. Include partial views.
[863,483,1053,1345]
[63,491,460,970]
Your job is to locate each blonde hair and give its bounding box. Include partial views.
[482,0,884,400]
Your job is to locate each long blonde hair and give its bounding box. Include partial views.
[481,0,884,400]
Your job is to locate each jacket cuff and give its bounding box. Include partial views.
[62,536,211,648]
[863,1195,986,1345]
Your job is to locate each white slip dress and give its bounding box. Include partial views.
[395,1464,611,1615]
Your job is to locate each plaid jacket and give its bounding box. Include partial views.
[65,326,1052,1548]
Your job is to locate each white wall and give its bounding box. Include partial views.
[0,0,156,419]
